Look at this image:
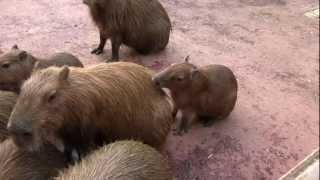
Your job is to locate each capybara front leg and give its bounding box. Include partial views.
[177,110,197,136]
[91,31,107,55]
[109,35,122,62]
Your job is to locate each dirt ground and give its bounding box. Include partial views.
[0,0,319,179]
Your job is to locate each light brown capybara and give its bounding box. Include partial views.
[0,138,68,180]
[0,45,83,93]
[56,140,173,180]
[0,90,17,142]
[7,62,174,161]
[83,0,171,61]
[153,56,238,135]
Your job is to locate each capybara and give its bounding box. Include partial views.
[56,140,173,180]
[0,138,68,180]
[83,0,171,61]
[0,91,17,142]
[0,45,83,93]
[153,56,238,135]
[7,62,173,161]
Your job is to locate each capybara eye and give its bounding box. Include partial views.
[176,76,184,82]
[48,93,56,103]
[1,63,10,69]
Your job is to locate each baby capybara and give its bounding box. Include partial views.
[153,56,238,135]
[0,91,17,142]
[7,62,173,161]
[83,0,171,61]
[0,138,68,180]
[0,45,83,93]
[56,140,173,180]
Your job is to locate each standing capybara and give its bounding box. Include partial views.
[152,56,238,135]
[7,62,174,160]
[0,138,68,180]
[0,91,17,142]
[83,0,171,61]
[56,140,173,180]
[0,45,83,93]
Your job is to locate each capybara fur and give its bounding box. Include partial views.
[8,62,173,160]
[0,91,17,142]
[153,56,238,135]
[0,138,68,180]
[56,140,173,180]
[83,0,171,61]
[0,45,83,93]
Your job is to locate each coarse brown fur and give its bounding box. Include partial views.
[56,140,173,180]
[0,91,17,142]
[153,56,238,135]
[84,0,171,61]
[0,138,68,180]
[0,45,83,93]
[8,62,173,159]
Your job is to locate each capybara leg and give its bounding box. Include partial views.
[177,110,197,136]
[109,35,122,62]
[91,31,107,55]
[64,145,80,165]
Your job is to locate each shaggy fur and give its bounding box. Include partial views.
[0,45,83,93]
[0,91,17,142]
[84,0,171,61]
[8,62,173,159]
[153,56,238,135]
[0,138,67,180]
[56,140,173,180]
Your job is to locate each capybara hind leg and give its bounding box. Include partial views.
[91,31,107,55]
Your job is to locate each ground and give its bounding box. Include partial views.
[0,0,319,179]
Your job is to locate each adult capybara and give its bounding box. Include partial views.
[0,91,17,142]
[83,0,171,61]
[0,45,83,93]
[56,140,173,180]
[7,62,173,160]
[0,138,68,180]
[153,56,238,135]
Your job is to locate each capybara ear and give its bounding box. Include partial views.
[12,44,19,50]
[184,55,190,63]
[18,51,28,61]
[59,66,70,82]
[190,68,200,79]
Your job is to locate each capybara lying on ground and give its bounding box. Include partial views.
[0,90,17,142]
[83,0,171,61]
[153,56,238,135]
[7,62,173,161]
[0,138,68,180]
[56,140,173,180]
[0,45,83,93]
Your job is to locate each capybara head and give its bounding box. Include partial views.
[153,56,200,91]
[0,45,36,93]
[7,66,71,152]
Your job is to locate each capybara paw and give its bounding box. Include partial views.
[202,119,215,127]
[91,48,103,55]
[172,128,184,136]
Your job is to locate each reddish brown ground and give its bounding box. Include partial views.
[0,0,319,179]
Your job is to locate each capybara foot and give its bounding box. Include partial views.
[91,47,103,55]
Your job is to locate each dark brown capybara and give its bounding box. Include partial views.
[152,56,238,135]
[7,62,174,161]
[0,138,68,180]
[0,91,17,142]
[83,0,171,61]
[0,45,83,93]
[55,140,173,180]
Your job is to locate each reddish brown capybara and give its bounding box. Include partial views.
[0,45,83,93]
[152,56,238,135]
[83,0,171,61]
[0,91,17,142]
[55,140,173,180]
[0,138,68,180]
[7,62,174,161]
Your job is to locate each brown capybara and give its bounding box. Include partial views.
[0,138,68,180]
[55,140,173,180]
[7,62,174,161]
[0,91,17,142]
[152,56,238,135]
[83,0,171,61]
[0,45,83,93]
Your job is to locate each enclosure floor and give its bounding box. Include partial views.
[0,0,319,179]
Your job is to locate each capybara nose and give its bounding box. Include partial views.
[7,121,32,136]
